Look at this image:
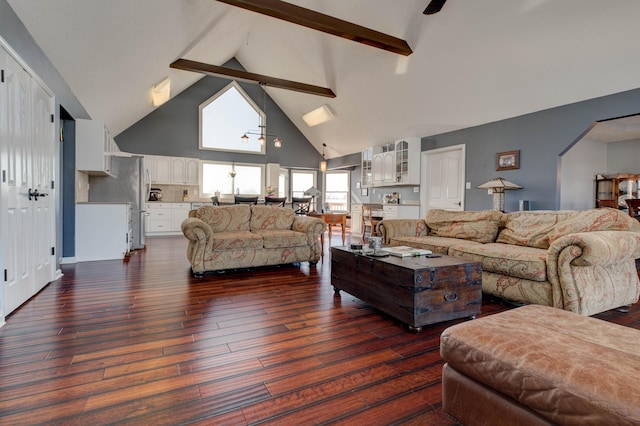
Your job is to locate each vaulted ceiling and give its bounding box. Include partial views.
[8,0,640,159]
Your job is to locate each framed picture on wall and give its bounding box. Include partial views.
[496,150,520,171]
[361,188,368,196]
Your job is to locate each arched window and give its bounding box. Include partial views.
[199,81,265,154]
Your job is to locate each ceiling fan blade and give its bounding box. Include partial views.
[423,0,447,15]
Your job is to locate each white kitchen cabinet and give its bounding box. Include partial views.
[146,202,191,235]
[350,204,363,236]
[382,205,420,219]
[76,203,131,261]
[171,203,191,231]
[146,202,172,233]
[394,138,421,185]
[145,155,171,184]
[76,119,114,175]
[371,138,421,186]
[155,157,172,184]
[361,149,373,188]
[171,157,199,185]
[372,151,395,185]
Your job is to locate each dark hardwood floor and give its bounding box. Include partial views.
[1,233,639,425]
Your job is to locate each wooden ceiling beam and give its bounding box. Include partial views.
[215,0,413,56]
[170,59,336,98]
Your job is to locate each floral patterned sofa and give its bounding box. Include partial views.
[378,208,640,316]
[182,204,325,275]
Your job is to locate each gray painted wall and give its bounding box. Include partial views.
[560,138,607,210]
[418,89,640,212]
[115,59,323,170]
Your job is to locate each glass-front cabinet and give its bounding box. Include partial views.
[361,148,373,188]
[595,173,640,210]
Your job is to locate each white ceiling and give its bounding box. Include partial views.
[8,0,640,159]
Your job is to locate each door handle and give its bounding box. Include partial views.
[28,189,48,201]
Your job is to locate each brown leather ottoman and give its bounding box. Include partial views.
[440,305,640,425]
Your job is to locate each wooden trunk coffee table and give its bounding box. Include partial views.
[330,246,482,332]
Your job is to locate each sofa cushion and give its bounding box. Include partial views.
[196,205,251,232]
[425,209,504,243]
[449,243,547,282]
[390,236,482,255]
[252,229,307,249]
[212,231,263,251]
[548,208,640,243]
[496,210,576,249]
[250,205,296,231]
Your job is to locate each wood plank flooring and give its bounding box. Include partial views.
[1,233,639,425]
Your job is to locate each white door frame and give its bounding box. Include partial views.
[419,144,466,218]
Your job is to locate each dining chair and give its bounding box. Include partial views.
[291,197,311,215]
[234,195,258,205]
[362,205,383,241]
[625,198,640,220]
[596,199,617,209]
[264,197,286,207]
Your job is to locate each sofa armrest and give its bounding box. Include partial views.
[377,219,428,245]
[181,217,214,272]
[547,231,640,315]
[292,216,325,256]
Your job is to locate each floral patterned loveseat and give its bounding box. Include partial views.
[182,204,325,275]
[378,208,640,316]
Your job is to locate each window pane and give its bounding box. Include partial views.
[200,82,265,154]
[292,171,315,198]
[324,171,350,212]
[235,165,262,194]
[202,162,264,196]
[202,163,232,194]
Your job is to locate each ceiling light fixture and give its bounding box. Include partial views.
[319,143,327,172]
[240,84,282,148]
[303,104,334,127]
[152,77,170,106]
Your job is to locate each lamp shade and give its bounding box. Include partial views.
[304,186,322,197]
[477,177,522,192]
[319,160,327,172]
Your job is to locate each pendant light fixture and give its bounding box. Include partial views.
[319,143,327,172]
[240,84,282,148]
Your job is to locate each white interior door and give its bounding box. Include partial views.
[1,44,56,317]
[1,46,33,314]
[31,77,56,293]
[420,145,466,216]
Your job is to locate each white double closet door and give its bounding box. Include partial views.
[1,44,56,318]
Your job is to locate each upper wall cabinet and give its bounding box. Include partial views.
[370,138,420,186]
[76,119,117,175]
[146,155,198,185]
[146,155,171,184]
[171,157,199,185]
[361,148,373,188]
[394,138,421,185]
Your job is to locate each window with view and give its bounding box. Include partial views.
[324,171,350,212]
[199,81,265,154]
[201,162,264,196]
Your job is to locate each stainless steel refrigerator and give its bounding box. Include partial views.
[88,155,149,250]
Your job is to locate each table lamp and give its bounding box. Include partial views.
[304,186,322,213]
[477,177,522,212]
